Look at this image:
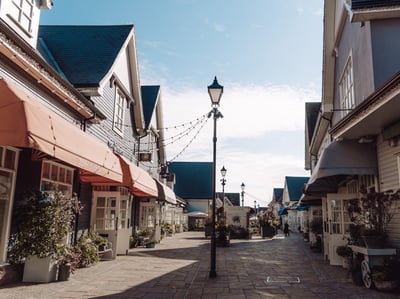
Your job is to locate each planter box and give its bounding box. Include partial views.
[374,280,399,291]
[23,255,58,283]
[261,225,275,238]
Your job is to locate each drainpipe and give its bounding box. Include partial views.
[81,113,96,132]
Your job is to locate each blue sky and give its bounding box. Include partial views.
[41,1,323,206]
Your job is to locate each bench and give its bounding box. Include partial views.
[98,242,113,260]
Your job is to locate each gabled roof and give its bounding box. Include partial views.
[216,192,240,206]
[38,25,133,86]
[285,176,309,202]
[272,188,283,203]
[141,86,160,129]
[168,162,212,199]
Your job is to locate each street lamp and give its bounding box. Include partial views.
[208,76,223,278]
[241,182,245,206]
[220,166,227,223]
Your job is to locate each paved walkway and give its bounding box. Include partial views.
[1,231,399,299]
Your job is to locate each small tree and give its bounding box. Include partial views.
[8,191,80,264]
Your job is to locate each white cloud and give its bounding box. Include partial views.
[214,23,225,32]
[160,82,318,205]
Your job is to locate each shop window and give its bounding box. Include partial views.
[41,160,74,197]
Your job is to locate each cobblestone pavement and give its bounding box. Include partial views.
[1,231,399,299]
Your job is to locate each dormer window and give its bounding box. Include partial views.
[339,56,355,117]
[9,0,35,34]
[113,88,125,136]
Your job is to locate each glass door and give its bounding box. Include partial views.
[326,193,355,266]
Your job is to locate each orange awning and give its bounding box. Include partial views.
[116,154,158,197]
[0,78,123,183]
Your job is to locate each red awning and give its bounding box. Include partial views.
[0,78,123,183]
[116,154,158,197]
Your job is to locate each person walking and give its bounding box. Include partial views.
[284,222,289,237]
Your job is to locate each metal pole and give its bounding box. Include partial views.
[209,107,217,278]
[222,179,225,223]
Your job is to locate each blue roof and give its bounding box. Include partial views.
[272,188,283,203]
[168,162,212,199]
[285,176,309,201]
[38,25,133,86]
[141,86,160,129]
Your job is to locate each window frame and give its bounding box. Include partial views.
[8,0,35,34]
[40,160,74,198]
[112,87,126,136]
[339,55,355,118]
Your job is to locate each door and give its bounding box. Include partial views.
[326,193,355,265]
[92,191,131,256]
[0,147,19,263]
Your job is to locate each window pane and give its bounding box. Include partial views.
[51,165,58,181]
[59,168,65,183]
[120,200,127,209]
[96,208,105,218]
[42,162,50,179]
[97,197,106,207]
[4,149,16,170]
[96,220,104,230]
[66,170,73,184]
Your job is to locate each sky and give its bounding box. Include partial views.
[41,0,324,207]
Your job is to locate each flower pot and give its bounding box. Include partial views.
[23,255,58,283]
[145,243,156,248]
[261,225,275,238]
[374,280,399,291]
[58,264,71,281]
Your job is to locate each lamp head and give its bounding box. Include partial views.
[241,182,245,191]
[208,76,223,106]
[220,165,227,177]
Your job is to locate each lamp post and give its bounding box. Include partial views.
[254,200,257,214]
[220,166,227,223]
[241,182,245,206]
[208,76,223,278]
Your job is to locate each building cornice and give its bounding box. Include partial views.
[0,20,105,121]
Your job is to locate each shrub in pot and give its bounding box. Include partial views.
[7,191,80,282]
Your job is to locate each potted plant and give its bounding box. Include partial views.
[216,222,230,246]
[75,232,105,267]
[371,257,400,291]
[347,187,399,248]
[57,245,81,281]
[7,191,80,283]
[258,210,276,238]
[336,245,353,269]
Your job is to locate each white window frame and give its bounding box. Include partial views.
[113,88,125,136]
[0,147,19,263]
[9,0,35,34]
[40,160,74,198]
[339,55,355,117]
